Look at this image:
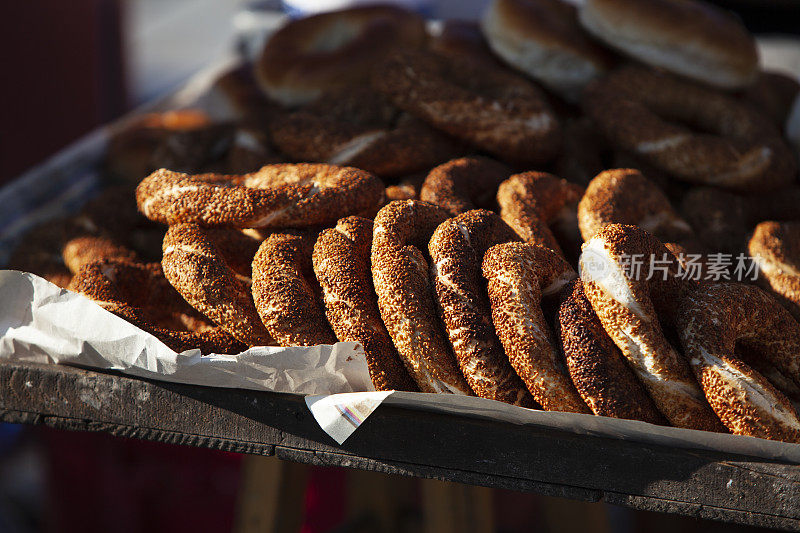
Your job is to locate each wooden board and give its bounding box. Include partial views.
[2,361,800,530]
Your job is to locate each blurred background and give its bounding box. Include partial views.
[0,1,799,532]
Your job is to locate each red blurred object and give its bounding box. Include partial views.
[40,429,242,533]
[0,0,126,183]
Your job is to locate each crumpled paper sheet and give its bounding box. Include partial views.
[0,270,373,395]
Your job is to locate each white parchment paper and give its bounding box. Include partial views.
[0,270,373,395]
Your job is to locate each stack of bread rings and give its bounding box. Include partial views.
[12,0,800,443]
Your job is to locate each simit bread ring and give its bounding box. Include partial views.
[372,50,561,164]
[482,0,612,102]
[483,242,589,412]
[677,283,800,442]
[313,216,418,391]
[583,66,796,192]
[496,171,583,256]
[579,224,725,431]
[255,5,426,106]
[252,230,337,347]
[420,157,510,216]
[579,0,758,89]
[70,259,245,355]
[162,223,274,347]
[136,164,384,229]
[429,210,533,406]
[269,87,462,178]
[558,279,665,423]
[371,200,472,394]
[61,236,138,275]
[578,169,696,246]
[748,221,800,321]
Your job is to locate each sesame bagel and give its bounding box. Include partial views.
[677,283,800,442]
[578,169,696,246]
[70,259,245,355]
[420,156,510,216]
[371,200,472,394]
[579,224,725,431]
[496,171,583,256]
[579,0,758,89]
[483,242,588,412]
[558,279,666,423]
[252,230,336,347]
[749,221,800,321]
[372,50,561,164]
[136,164,384,229]
[162,223,274,347]
[584,67,797,192]
[255,5,426,106]
[270,87,462,177]
[313,216,418,391]
[482,0,612,101]
[429,210,533,406]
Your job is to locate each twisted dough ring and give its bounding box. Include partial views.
[482,242,589,412]
[420,157,510,216]
[255,5,426,106]
[558,279,665,423]
[584,66,796,192]
[677,283,800,442]
[429,210,533,405]
[749,221,800,321]
[270,87,462,178]
[252,230,336,347]
[372,50,561,163]
[578,169,696,248]
[313,217,418,391]
[136,164,384,229]
[496,171,583,257]
[579,224,725,431]
[371,200,472,394]
[70,259,245,354]
[162,223,274,347]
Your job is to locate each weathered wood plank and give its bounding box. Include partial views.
[2,361,800,530]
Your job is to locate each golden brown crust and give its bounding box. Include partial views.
[136,164,384,229]
[313,216,418,391]
[578,168,695,245]
[496,171,583,256]
[749,221,800,321]
[270,87,462,177]
[62,236,138,275]
[677,283,800,442]
[558,279,666,422]
[583,66,796,192]
[255,5,426,106]
[372,50,561,163]
[371,200,472,394]
[162,223,274,347]
[69,259,245,354]
[579,224,725,431]
[252,230,336,347]
[420,156,510,216]
[579,0,758,89]
[429,210,533,406]
[482,242,587,412]
[482,0,612,101]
